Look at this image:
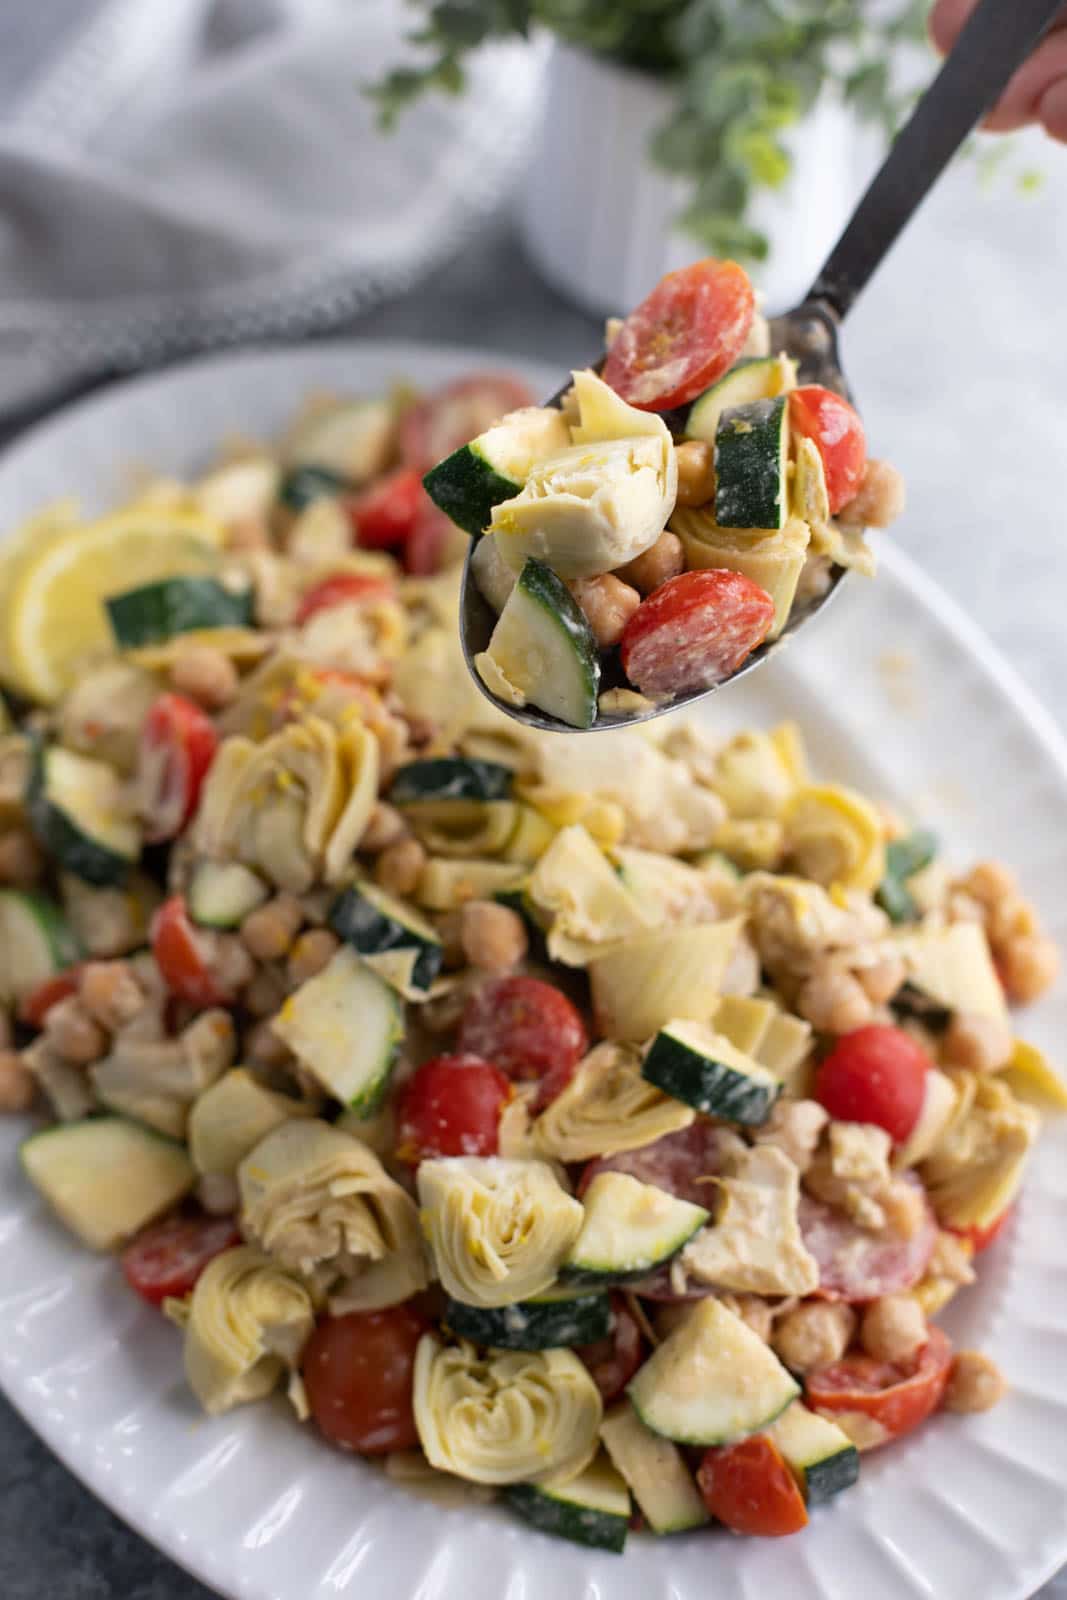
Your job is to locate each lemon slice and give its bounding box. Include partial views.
[4,510,225,703]
[0,500,81,687]
[784,784,886,894]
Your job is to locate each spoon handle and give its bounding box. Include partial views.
[807,0,1063,321]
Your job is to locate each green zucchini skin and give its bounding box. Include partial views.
[803,1445,860,1505]
[877,828,938,923]
[423,446,518,538]
[328,883,443,994]
[506,1484,628,1553]
[714,395,789,530]
[389,757,514,805]
[641,1029,780,1126]
[27,744,134,888]
[279,465,349,511]
[105,577,253,649]
[442,1291,611,1350]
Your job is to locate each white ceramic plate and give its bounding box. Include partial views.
[2,342,1066,1600]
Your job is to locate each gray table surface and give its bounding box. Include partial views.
[1,6,1066,1600]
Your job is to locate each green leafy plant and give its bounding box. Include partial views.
[369,0,931,260]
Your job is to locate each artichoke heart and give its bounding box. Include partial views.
[533,1042,694,1163]
[527,824,655,965]
[417,1157,583,1308]
[490,371,676,580]
[783,784,886,894]
[239,1119,427,1310]
[712,729,798,821]
[921,1072,1039,1231]
[183,1245,316,1415]
[413,1334,602,1485]
[193,717,378,893]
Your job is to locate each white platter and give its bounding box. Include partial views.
[1,340,1066,1600]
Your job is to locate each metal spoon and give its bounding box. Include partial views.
[460,0,1063,733]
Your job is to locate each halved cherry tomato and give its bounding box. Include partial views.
[814,1024,929,1145]
[576,1296,643,1404]
[150,895,230,1008]
[294,572,395,625]
[121,1211,240,1307]
[789,385,867,514]
[343,467,424,551]
[303,1304,428,1454]
[395,1053,512,1165]
[138,693,218,844]
[951,1205,1014,1254]
[17,966,83,1028]
[457,975,588,1109]
[804,1324,953,1443]
[619,569,775,697]
[602,259,755,411]
[399,373,536,473]
[697,1435,809,1537]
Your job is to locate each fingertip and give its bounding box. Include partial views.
[1037,76,1067,141]
[928,0,973,55]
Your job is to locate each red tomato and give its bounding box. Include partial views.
[395,1053,512,1165]
[121,1211,240,1306]
[951,1205,1014,1254]
[814,1024,929,1145]
[150,896,231,1008]
[295,572,395,625]
[138,693,218,844]
[17,966,83,1028]
[619,569,775,697]
[697,1435,809,1537]
[457,975,588,1108]
[400,374,535,473]
[602,260,755,411]
[303,1305,428,1454]
[404,501,454,576]
[805,1324,953,1443]
[576,1296,643,1403]
[343,467,424,551]
[788,386,867,514]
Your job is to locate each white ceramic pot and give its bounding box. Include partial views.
[518,41,879,318]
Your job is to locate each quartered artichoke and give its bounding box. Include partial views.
[681,1145,820,1297]
[416,1157,583,1308]
[238,1119,427,1310]
[413,1335,602,1485]
[532,1042,694,1164]
[90,1010,236,1140]
[526,824,654,965]
[193,717,378,893]
[182,1244,316,1415]
[921,1071,1039,1230]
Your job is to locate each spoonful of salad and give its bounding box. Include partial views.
[423,0,1063,732]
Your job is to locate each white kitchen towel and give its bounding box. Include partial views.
[0,0,544,417]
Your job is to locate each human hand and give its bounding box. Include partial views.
[930,0,1067,140]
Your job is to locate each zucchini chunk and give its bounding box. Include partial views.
[423,406,570,537]
[877,827,938,923]
[476,558,600,730]
[21,1116,195,1251]
[684,354,796,445]
[627,1297,799,1447]
[28,744,141,886]
[767,1402,860,1504]
[600,1402,709,1533]
[329,879,443,997]
[389,756,513,806]
[105,576,252,650]
[714,395,790,530]
[0,889,78,1005]
[562,1172,708,1286]
[187,862,269,928]
[282,397,394,484]
[272,945,402,1113]
[507,1453,630,1553]
[278,464,348,512]
[642,1021,781,1126]
[443,1286,611,1350]
[414,858,526,911]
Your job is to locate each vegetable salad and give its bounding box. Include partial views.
[1,371,1062,1553]
[423,259,906,727]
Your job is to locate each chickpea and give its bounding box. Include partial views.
[837,459,907,529]
[673,440,716,508]
[569,575,641,650]
[772,1301,856,1373]
[433,910,466,970]
[246,1015,293,1068]
[170,644,239,710]
[196,1173,240,1215]
[860,1294,927,1363]
[998,934,1059,1004]
[722,1294,774,1343]
[880,1179,927,1241]
[459,901,528,973]
[43,997,108,1065]
[213,935,256,995]
[959,860,1017,909]
[0,827,45,888]
[240,894,304,962]
[225,515,270,553]
[857,954,906,1006]
[375,837,426,899]
[287,928,339,987]
[944,1350,1007,1413]
[942,1010,1014,1072]
[615,531,686,595]
[243,963,289,1018]
[79,961,145,1031]
[797,969,874,1034]
[0,1049,35,1113]
[359,802,408,855]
